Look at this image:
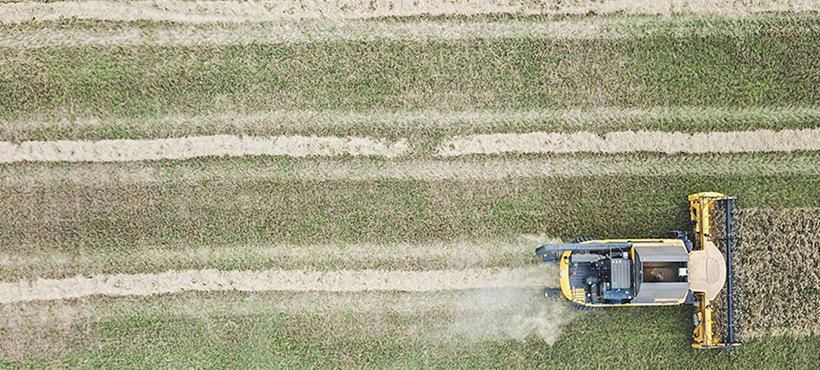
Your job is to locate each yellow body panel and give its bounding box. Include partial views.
[559,251,573,301]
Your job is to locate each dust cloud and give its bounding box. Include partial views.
[447,263,579,344]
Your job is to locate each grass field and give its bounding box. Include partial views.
[2,1,820,368]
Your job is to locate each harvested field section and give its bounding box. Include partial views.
[2,31,819,119]
[741,208,820,339]
[0,289,574,363]
[0,237,550,280]
[2,292,819,369]
[2,0,819,24]
[2,153,819,186]
[0,266,550,304]
[2,174,819,252]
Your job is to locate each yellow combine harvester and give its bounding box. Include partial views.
[536,192,741,349]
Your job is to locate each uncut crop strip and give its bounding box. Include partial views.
[740,208,820,339]
[436,129,820,156]
[0,267,547,304]
[2,0,819,24]
[0,135,408,163]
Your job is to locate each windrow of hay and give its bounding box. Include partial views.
[0,266,551,304]
[2,0,818,24]
[739,208,820,339]
[7,15,819,47]
[0,18,641,47]
[3,128,820,163]
[437,129,820,156]
[0,135,409,163]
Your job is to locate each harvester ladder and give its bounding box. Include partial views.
[572,288,585,303]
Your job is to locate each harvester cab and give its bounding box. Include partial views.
[535,192,742,349]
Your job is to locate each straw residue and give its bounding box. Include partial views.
[437,129,820,156]
[0,135,409,163]
[0,19,635,47]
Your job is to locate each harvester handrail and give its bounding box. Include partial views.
[535,242,633,257]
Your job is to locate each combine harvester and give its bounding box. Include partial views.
[536,192,741,349]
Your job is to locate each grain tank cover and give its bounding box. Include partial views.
[634,245,689,262]
[631,282,690,303]
[632,244,690,304]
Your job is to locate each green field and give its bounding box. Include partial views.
[1,2,820,369]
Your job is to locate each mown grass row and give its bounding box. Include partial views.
[2,291,818,369]
[1,16,819,120]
